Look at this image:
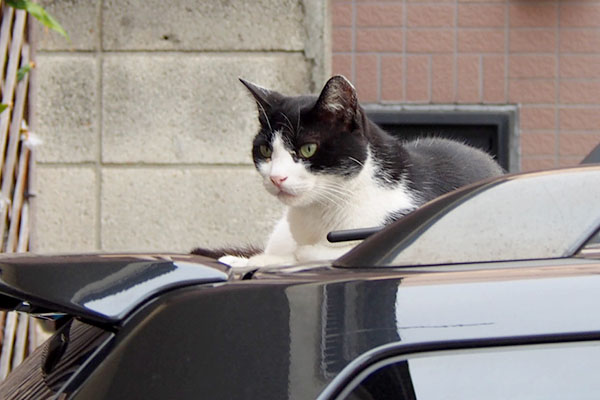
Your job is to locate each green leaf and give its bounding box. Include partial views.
[4,0,27,8]
[17,62,33,82]
[0,104,8,114]
[5,0,69,40]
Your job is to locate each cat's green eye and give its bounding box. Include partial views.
[259,145,272,158]
[300,143,318,158]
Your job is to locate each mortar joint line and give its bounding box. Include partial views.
[428,54,432,103]
[504,0,509,107]
[402,0,407,102]
[376,53,381,103]
[479,54,483,103]
[351,0,356,83]
[453,0,458,103]
[95,0,104,250]
[555,0,560,167]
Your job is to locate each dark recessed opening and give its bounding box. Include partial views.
[366,110,514,171]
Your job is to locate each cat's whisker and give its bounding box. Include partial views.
[312,185,344,203]
[257,101,273,133]
[296,105,301,135]
[318,182,354,198]
[319,190,351,205]
[321,188,350,203]
[314,186,353,209]
[316,182,350,196]
[319,198,349,224]
[316,190,352,206]
[316,192,341,208]
[280,112,295,134]
[348,157,364,167]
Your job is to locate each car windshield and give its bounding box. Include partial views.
[337,166,600,267]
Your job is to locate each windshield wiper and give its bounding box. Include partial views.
[327,227,382,243]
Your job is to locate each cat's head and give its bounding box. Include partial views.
[241,75,369,207]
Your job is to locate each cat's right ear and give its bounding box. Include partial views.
[314,75,358,125]
[239,78,274,113]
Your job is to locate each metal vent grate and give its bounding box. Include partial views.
[366,107,518,172]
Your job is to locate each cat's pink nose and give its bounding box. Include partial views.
[270,176,288,187]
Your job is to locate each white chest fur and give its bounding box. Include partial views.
[284,154,416,247]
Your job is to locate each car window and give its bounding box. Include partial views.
[579,229,600,259]
[380,168,600,266]
[339,341,600,400]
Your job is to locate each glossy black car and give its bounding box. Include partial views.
[0,165,599,399]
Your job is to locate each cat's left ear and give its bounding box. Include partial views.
[239,78,276,113]
[314,75,358,123]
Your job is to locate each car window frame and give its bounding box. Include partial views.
[317,331,600,400]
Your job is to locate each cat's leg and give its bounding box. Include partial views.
[263,215,297,255]
[244,216,298,266]
[294,242,356,263]
[245,252,297,266]
[218,253,296,268]
[219,252,296,268]
[218,255,252,267]
[219,215,299,267]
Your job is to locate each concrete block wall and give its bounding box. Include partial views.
[32,0,330,253]
[332,0,600,172]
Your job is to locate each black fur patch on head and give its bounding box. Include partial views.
[242,75,368,177]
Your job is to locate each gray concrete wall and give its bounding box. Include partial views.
[32,0,330,253]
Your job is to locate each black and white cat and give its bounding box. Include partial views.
[211,75,503,267]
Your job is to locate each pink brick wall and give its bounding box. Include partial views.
[331,0,600,171]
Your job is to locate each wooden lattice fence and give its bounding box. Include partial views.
[0,3,41,381]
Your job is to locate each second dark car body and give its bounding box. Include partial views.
[0,165,599,399]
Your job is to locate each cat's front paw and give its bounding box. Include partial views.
[295,244,354,262]
[247,253,297,267]
[218,255,250,268]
